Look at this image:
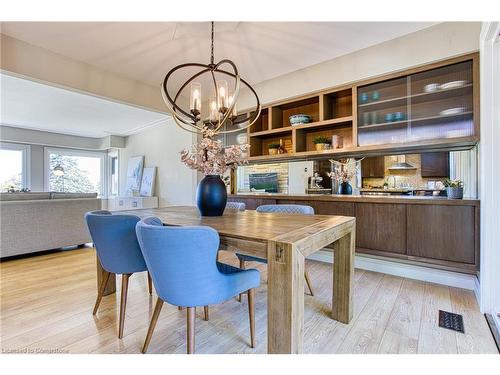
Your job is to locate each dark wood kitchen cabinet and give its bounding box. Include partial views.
[228,194,479,273]
[421,152,450,177]
[355,203,407,255]
[361,156,385,178]
[313,201,354,217]
[407,204,477,265]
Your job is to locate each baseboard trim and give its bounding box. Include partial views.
[308,250,478,290]
[473,276,481,307]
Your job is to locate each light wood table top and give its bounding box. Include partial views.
[125,206,355,257]
[97,205,356,354]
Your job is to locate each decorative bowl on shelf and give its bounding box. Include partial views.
[289,114,312,126]
[424,83,440,93]
[439,107,465,116]
[440,80,467,90]
[394,112,406,121]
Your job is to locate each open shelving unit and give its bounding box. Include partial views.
[232,53,479,162]
[244,88,356,159]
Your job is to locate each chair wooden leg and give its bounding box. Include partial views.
[304,268,314,296]
[238,259,245,302]
[187,307,195,354]
[142,298,164,353]
[93,270,111,315]
[247,288,255,348]
[178,306,183,310]
[118,273,131,339]
[203,306,209,321]
[147,271,153,295]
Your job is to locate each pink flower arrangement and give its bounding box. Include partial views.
[180,136,249,176]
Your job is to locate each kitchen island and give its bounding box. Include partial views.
[228,194,480,274]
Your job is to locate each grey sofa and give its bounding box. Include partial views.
[0,192,101,258]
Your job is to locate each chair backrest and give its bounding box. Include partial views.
[136,217,224,307]
[256,204,314,215]
[225,201,246,211]
[85,210,147,274]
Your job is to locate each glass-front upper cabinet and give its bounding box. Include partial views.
[357,59,475,147]
[357,76,409,146]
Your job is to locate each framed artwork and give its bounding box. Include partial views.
[125,155,144,195]
[140,167,156,197]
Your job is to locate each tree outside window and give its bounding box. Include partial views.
[0,148,24,192]
[49,153,101,193]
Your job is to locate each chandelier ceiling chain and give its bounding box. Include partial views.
[210,21,215,66]
[161,21,261,138]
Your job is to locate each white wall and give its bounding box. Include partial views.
[119,118,196,207]
[237,22,481,109]
[479,22,500,324]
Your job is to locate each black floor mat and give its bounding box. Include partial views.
[439,310,465,333]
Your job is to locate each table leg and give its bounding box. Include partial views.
[332,228,355,323]
[96,256,116,296]
[267,240,304,354]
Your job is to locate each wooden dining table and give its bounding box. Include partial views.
[95,205,356,354]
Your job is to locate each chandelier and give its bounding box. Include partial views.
[161,22,261,137]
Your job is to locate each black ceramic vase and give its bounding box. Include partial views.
[339,181,353,195]
[196,175,227,216]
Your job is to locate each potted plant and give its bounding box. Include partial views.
[313,136,331,151]
[180,135,249,216]
[268,143,280,155]
[443,179,464,199]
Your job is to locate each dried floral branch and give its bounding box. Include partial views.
[180,136,249,176]
[327,158,360,183]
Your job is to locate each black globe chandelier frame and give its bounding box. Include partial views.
[161,22,261,136]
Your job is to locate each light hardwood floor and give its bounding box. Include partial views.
[0,247,497,354]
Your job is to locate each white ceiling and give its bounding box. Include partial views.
[0,22,438,138]
[0,73,168,138]
[1,22,437,87]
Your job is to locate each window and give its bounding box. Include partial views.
[108,149,119,196]
[0,142,30,191]
[44,148,106,196]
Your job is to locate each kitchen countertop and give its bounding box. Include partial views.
[230,193,480,206]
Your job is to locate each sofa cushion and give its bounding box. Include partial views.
[0,192,51,201]
[51,192,98,199]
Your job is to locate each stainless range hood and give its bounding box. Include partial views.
[388,155,417,171]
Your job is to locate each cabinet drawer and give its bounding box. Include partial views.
[407,205,476,264]
[355,203,407,254]
[313,201,354,216]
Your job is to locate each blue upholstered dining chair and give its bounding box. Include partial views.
[236,204,315,299]
[136,217,260,354]
[225,201,246,211]
[85,210,152,339]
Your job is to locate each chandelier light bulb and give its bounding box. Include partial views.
[217,80,229,113]
[190,82,202,117]
[209,98,219,124]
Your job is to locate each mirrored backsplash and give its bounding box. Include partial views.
[236,146,478,198]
